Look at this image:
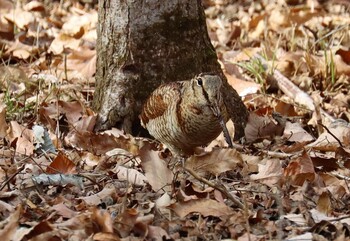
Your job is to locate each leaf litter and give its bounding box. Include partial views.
[1,0,350,240]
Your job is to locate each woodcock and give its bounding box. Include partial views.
[140,73,230,156]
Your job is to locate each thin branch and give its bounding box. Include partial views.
[183,166,244,209]
[318,123,343,147]
[0,164,25,191]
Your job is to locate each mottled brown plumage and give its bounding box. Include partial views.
[140,73,229,156]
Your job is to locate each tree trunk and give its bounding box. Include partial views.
[93,0,248,140]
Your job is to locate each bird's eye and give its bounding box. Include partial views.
[197,77,203,86]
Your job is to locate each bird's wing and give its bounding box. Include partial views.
[140,82,183,127]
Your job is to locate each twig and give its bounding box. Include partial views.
[318,123,343,147]
[333,173,350,181]
[0,164,25,191]
[183,166,244,209]
[262,150,301,158]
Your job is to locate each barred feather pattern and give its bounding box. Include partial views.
[140,74,228,156]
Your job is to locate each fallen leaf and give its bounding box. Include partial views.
[7,121,34,155]
[336,48,350,65]
[225,71,260,97]
[46,152,77,174]
[112,165,147,186]
[245,113,285,143]
[284,151,316,186]
[283,121,315,143]
[308,121,350,151]
[316,191,331,215]
[250,159,283,186]
[169,199,233,219]
[52,203,78,219]
[185,148,244,176]
[139,143,173,193]
[0,205,22,240]
[78,184,116,206]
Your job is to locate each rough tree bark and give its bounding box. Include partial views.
[93,0,248,140]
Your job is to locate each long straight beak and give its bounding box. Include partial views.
[210,104,233,148]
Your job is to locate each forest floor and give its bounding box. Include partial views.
[0,0,350,240]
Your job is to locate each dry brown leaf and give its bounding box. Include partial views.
[284,151,316,186]
[4,8,34,29]
[0,66,29,88]
[250,159,283,186]
[319,173,347,199]
[169,199,233,219]
[23,1,45,12]
[245,113,285,143]
[139,144,173,193]
[62,12,97,37]
[73,115,97,132]
[0,199,14,213]
[7,121,34,155]
[0,205,22,240]
[336,48,350,65]
[237,232,260,241]
[93,232,121,241]
[307,121,350,150]
[62,48,97,79]
[40,100,87,125]
[38,101,90,130]
[310,208,332,223]
[224,72,260,96]
[48,33,81,54]
[226,48,261,62]
[250,14,267,39]
[310,155,339,172]
[114,208,139,238]
[185,148,244,176]
[282,213,307,226]
[177,180,213,202]
[333,54,350,76]
[112,165,147,186]
[65,131,131,155]
[155,193,172,208]
[147,225,170,241]
[0,18,14,40]
[92,208,114,233]
[316,191,332,215]
[13,49,31,59]
[283,121,315,143]
[46,152,77,174]
[80,152,101,168]
[51,203,78,219]
[57,100,87,124]
[78,184,116,206]
[274,101,299,117]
